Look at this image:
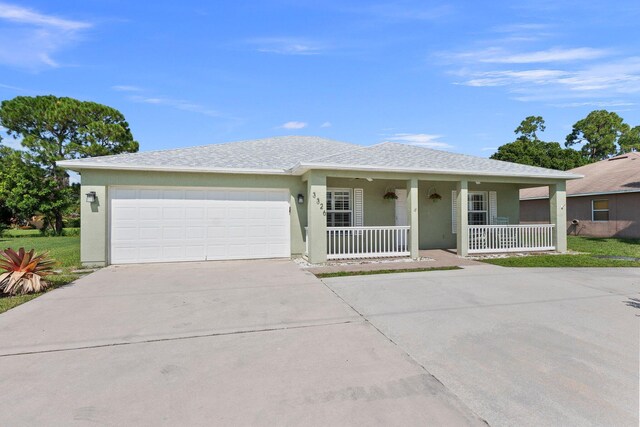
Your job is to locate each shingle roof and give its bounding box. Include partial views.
[58,136,359,172]
[58,136,580,179]
[299,142,579,179]
[520,152,640,199]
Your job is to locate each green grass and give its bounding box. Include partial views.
[2,228,79,238]
[316,266,461,278]
[482,236,640,267]
[0,233,81,314]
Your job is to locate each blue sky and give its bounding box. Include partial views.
[0,0,639,156]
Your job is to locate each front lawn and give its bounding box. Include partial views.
[482,236,640,267]
[0,233,81,314]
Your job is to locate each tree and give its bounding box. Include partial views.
[514,115,546,141]
[0,95,138,234]
[618,125,640,154]
[565,110,630,161]
[491,116,587,171]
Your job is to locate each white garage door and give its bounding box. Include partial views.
[110,187,290,264]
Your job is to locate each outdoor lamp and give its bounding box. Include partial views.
[86,191,97,203]
[297,194,304,204]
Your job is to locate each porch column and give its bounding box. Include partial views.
[406,178,420,259]
[306,171,327,263]
[549,181,567,253]
[456,180,469,256]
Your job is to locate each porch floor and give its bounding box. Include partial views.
[304,249,482,275]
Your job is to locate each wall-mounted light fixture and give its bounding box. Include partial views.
[86,191,97,203]
[297,194,304,204]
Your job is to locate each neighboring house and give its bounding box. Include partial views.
[520,153,640,239]
[58,136,579,266]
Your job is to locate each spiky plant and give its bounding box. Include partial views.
[0,248,56,295]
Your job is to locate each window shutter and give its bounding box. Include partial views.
[489,191,497,224]
[451,190,457,234]
[354,188,364,227]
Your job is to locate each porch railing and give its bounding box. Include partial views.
[468,224,555,254]
[327,226,410,259]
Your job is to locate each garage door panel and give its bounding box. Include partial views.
[185,207,204,219]
[110,187,290,264]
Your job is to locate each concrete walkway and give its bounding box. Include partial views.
[0,260,485,426]
[323,265,640,426]
[306,249,481,275]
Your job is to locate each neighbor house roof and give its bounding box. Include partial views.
[520,152,640,199]
[58,136,581,180]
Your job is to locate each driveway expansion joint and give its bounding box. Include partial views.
[0,319,361,358]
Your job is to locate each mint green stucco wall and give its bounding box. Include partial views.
[417,181,521,249]
[327,178,521,250]
[80,169,525,265]
[80,169,308,266]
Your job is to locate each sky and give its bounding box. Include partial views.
[0,0,639,157]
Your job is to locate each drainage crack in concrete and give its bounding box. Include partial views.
[0,319,360,358]
[319,278,491,426]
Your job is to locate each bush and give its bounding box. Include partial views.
[63,218,80,228]
[0,248,55,295]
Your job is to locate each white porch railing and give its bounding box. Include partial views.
[327,226,410,259]
[468,224,555,254]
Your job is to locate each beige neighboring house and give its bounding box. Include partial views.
[57,136,580,267]
[520,152,640,239]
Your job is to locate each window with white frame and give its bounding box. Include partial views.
[327,189,352,227]
[468,192,488,225]
[592,199,609,222]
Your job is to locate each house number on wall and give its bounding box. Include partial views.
[311,192,327,216]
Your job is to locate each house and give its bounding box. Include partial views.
[520,152,640,239]
[58,136,580,266]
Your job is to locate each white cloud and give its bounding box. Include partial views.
[247,37,324,55]
[111,85,143,92]
[128,95,222,118]
[453,56,640,101]
[280,121,307,129]
[0,3,90,30]
[385,133,453,149]
[451,47,608,64]
[0,2,92,69]
[320,121,332,128]
[550,100,635,108]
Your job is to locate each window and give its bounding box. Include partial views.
[327,189,352,227]
[468,192,488,225]
[592,199,609,222]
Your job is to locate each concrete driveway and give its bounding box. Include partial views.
[323,265,640,427]
[0,260,484,426]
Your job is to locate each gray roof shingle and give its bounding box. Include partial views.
[60,136,359,171]
[58,136,580,179]
[301,142,579,178]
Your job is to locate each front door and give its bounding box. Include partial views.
[395,189,408,226]
[395,189,408,249]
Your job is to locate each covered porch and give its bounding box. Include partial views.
[302,171,567,263]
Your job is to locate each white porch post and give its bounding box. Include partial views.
[407,178,420,259]
[549,181,567,253]
[306,172,327,263]
[456,180,469,256]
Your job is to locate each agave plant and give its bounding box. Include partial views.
[0,248,56,295]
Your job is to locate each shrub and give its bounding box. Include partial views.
[0,248,55,295]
